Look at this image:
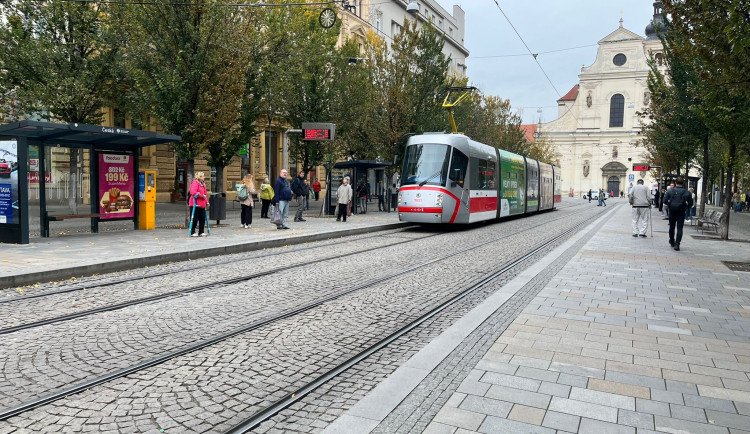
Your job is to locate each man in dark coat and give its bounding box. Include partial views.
[272,168,292,230]
[662,177,693,251]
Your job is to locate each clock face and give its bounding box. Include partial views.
[319,8,336,29]
[613,53,627,66]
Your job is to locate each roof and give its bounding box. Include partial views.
[558,84,579,102]
[334,160,392,170]
[520,124,538,143]
[0,120,180,151]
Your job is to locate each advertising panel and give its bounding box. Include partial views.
[0,140,19,224]
[98,154,134,219]
[499,150,526,216]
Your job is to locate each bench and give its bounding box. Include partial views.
[42,212,106,238]
[46,213,104,221]
[696,210,722,234]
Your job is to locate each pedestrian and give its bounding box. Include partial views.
[336,176,353,222]
[189,171,208,237]
[588,189,592,203]
[302,179,311,211]
[391,183,398,211]
[259,177,274,218]
[291,170,307,222]
[733,190,742,213]
[602,189,607,206]
[610,190,614,199]
[597,189,602,206]
[377,181,385,211]
[312,178,321,201]
[357,180,368,214]
[239,174,256,228]
[630,179,650,237]
[653,187,660,208]
[272,168,292,230]
[663,176,693,251]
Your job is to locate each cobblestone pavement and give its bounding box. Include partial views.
[378,201,750,434]
[0,199,600,432]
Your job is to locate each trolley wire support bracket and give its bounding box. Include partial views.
[442,86,478,134]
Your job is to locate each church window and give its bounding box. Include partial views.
[609,94,624,127]
[613,53,627,66]
[654,52,663,65]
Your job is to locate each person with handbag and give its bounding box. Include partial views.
[259,177,274,218]
[239,174,256,228]
[336,177,353,222]
[189,172,208,237]
[272,168,292,230]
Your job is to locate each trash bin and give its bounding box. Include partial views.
[208,192,226,222]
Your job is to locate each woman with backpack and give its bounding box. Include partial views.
[239,174,256,228]
[259,177,274,219]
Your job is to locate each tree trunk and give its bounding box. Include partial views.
[719,166,724,207]
[215,165,224,193]
[68,148,78,214]
[720,142,737,240]
[699,135,708,218]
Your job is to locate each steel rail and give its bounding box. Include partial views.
[0,229,413,304]
[0,233,439,336]
[0,202,596,421]
[226,206,615,433]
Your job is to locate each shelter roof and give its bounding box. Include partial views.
[0,120,180,151]
[334,160,392,170]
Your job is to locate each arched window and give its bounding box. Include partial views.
[609,94,624,127]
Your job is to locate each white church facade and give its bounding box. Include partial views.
[542,3,666,198]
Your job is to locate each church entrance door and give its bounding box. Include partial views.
[608,176,620,197]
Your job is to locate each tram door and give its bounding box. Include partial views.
[607,176,620,197]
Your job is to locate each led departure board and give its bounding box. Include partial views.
[301,122,335,141]
[633,164,650,171]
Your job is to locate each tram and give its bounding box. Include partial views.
[397,133,561,224]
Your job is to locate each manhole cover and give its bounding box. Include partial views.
[722,261,750,272]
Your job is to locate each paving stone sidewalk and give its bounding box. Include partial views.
[422,204,750,433]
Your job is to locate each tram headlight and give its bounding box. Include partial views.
[435,193,443,206]
[398,192,402,204]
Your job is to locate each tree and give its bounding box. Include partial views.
[460,93,526,155]
[663,0,750,239]
[0,0,124,213]
[121,0,250,195]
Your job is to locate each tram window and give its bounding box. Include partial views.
[401,144,450,186]
[448,148,468,187]
[472,159,494,190]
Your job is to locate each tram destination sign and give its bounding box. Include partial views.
[633,164,650,171]
[302,122,335,141]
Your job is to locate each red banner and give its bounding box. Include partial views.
[98,154,134,219]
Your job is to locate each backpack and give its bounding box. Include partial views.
[291,177,301,196]
[236,183,248,201]
[668,188,688,213]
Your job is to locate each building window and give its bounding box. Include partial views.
[613,53,627,66]
[654,52,663,65]
[609,94,624,127]
[392,21,402,36]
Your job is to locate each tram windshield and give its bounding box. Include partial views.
[401,144,450,187]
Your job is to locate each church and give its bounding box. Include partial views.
[540,2,666,198]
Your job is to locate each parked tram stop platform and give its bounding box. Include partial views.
[0,202,407,288]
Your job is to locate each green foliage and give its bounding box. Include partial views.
[0,0,123,123]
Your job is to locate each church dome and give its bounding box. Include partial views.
[646,1,667,40]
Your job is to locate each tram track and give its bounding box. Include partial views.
[226,208,599,433]
[0,202,606,422]
[0,203,589,335]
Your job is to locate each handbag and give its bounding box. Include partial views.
[270,204,282,225]
[347,202,352,216]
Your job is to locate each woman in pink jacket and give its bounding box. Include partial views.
[189,172,208,237]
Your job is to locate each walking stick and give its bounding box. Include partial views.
[188,195,198,236]
[205,207,211,235]
[649,205,653,238]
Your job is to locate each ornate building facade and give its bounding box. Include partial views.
[542,3,666,197]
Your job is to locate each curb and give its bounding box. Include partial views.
[4,222,411,288]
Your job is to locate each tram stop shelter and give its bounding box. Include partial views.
[0,120,180,244]
[325,159,393,215]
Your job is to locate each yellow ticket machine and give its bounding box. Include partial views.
[138,171,156,229]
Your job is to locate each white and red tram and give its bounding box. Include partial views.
[398,133,561,224]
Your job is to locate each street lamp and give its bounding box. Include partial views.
[406,2,419,14]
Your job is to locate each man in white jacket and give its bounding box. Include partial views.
[630,179,651,237]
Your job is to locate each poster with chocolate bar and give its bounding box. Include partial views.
[99,154,134,219]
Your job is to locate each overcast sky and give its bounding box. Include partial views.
[433,0,659,125]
